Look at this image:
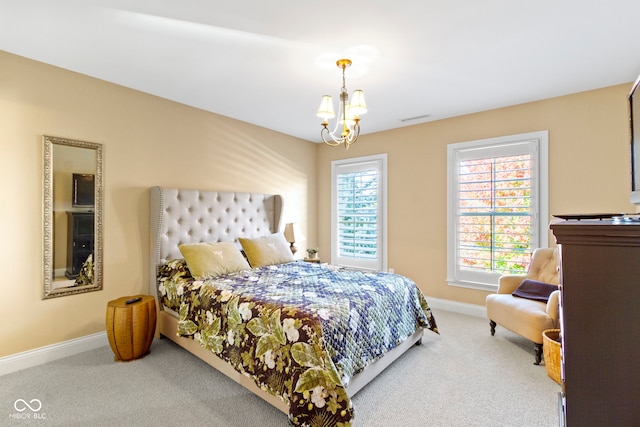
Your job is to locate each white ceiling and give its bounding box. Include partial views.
[2,0,640,143]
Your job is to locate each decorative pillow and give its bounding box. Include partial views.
[178,241,250,279]
[238,233,294,268]
[74,253,93,287]
[157,258,193,311]
[158,258,192,283]
[512,279,559,303]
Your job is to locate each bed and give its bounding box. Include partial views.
[149,186,438,426]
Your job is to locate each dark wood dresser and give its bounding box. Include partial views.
[65,211,94,279]
[550,219,640,426]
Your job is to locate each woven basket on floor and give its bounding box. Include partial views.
[542,329,562,385]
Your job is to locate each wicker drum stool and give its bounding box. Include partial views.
[106,295,156,361]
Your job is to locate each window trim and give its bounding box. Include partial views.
[446,131,549,291]
[331,154,388,271]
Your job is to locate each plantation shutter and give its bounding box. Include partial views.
[332,155,387,271]
[447,132,548,291]
[457,153,533,275]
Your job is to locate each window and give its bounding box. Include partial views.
[447,131,548,291]
[331,154,387,271]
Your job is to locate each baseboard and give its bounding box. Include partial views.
[426,296,486,318]
[0,332,108,377]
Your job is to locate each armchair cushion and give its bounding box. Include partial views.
[486,294,555,344]
[512,279,559,303]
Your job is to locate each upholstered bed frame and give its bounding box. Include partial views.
[149,186,423,415]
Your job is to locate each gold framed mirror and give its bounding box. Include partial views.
[43,135,103,299]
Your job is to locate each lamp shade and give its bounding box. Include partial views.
[349,90,367,116]
[283,223,301,243]
[316,95,335,119]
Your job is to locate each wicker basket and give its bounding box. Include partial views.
[542,329,562,385]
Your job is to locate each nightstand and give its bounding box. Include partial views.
[106,295,156,361]
[303,258,322,264]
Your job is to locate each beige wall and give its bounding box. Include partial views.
[1,49,634,358]
[0,51,317,357]
[317,83,635,306]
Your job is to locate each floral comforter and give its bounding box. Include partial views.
[158,261,438,426]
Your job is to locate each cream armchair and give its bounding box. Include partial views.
[486,248,560,365]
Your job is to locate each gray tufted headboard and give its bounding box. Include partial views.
[149,186,283,299]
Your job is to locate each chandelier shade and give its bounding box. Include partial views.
[316,95,335,119]
[348,90,367,116]
[316,59,367,149]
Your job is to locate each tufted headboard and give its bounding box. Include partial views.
[149,186,283,298]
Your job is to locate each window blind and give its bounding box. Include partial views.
[336,169,379,259]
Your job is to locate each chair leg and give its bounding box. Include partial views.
[488,320,543,365]
[534,343,543,365]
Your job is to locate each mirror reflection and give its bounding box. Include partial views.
[43,136,103,299]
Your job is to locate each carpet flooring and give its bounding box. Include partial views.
[0,309,560,426]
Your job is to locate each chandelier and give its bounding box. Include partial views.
[316,59,367,149]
